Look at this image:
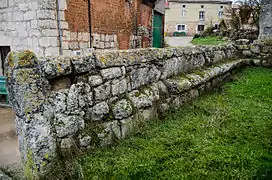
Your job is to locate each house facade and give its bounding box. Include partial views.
[0,0,165,76]
[165,0,232,36]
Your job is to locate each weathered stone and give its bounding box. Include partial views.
[148,65,161,83]
[164,78,192,94]
[253,59,262,66]
[113,99,133,120]
[90,101,109,121]
[141,108,157,121]
[55,114,84,138]
[94,82,111,102]
[262,60,272,67]
[250,45,261,54]
[213,51,226,63]
[112,78,127,96]
[242,50,253,57]
[235,39,250,45]
[88,75,103,87]
[259,0,272,38]
[9,68,49,118]
[0,170,12,180]
[129,91,152,109]
[98,121,121,146]
[60,137,74,149]
[131,67,149,89]
[79,136,92,147]
[67,83,91,114]
[100,67,122,80]
[71,55,96,74]
[120,116,136,138]
[160,58,179,79]
[39,56,73,79]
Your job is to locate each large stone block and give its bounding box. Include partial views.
[130,67,149,90]
[112,99,133,120]
[128,90,152,109]
[89,101,110,121]
[71,55,96,74]
[94,82,111,102]
[112,78,128,96]
[100,67,122,80]
[259,0,272,38]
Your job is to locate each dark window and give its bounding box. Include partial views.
[183,5,186,8]
[199,11,205,21]
[197,25,205,31]
[219,11,223,18]
[177,25,186,31]
[221,6,223,9]
[0,46,10,76]
[201,5,204,8]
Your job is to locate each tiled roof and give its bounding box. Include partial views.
[168,0,232,4]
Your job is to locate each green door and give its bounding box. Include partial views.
[153,12,163,48]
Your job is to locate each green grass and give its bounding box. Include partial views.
[191,36,228,46]
[78,67,272,179]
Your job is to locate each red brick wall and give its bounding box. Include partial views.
[65,0,153,50]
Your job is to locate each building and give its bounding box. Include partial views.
[165,0,232,36]
[0,0,165,76]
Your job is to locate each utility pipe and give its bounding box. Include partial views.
[56,0,63,55]
[88,0,92,48]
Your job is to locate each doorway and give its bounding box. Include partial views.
[0,46,11,76]
[153,11,163,48]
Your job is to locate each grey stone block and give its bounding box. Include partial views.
[101,67,122,80]
[113,99,133,120]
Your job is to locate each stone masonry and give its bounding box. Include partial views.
[259,0,272,38]
[5,39,272,178]
[0,0,164,57]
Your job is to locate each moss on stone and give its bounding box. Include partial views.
[192,69,206,78]
[17,50,36,67]
[24,150,38,180]
[7,52,15,68]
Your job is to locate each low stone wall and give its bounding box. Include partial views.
[4,40,272,178]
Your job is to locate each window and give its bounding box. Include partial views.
[177,24,186,31]
[197,25,205,32]
[181,5,186,17]
[199,11,205,21]
[201,5,204,8]
[181,9,186,17]
[219,11,223,18]
[220,6,223,9]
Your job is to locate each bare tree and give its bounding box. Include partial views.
[226,0,261,30]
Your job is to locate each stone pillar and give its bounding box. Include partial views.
[5,50,57,178]
[259,0,272,38]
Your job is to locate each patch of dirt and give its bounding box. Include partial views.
[0,108,21,167]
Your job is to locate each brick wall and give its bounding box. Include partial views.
[65,0,153,50]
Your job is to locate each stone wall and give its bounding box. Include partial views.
[5,40,272,178]
[259,0,272,38]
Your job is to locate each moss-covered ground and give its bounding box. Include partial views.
[78,67,272,179]
[191,36,228,46]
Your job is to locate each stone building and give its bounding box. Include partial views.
[259,0,272,38]
[165,0,232,36]
[0,0,165,75]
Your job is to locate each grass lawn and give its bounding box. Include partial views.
[191,36,228,46]
[78,67,272,179]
